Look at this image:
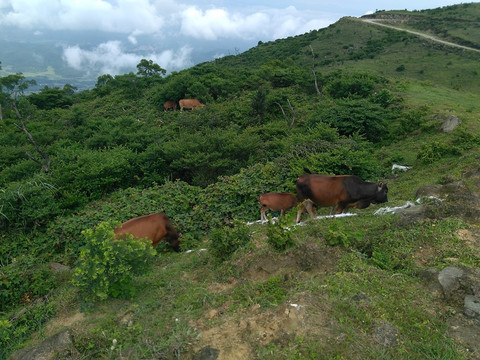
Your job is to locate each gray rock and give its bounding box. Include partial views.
[49,262,71,273]
[440,115,460,132]
[438,266,464,300]
[464,295,480,319]
[373,321,400,347]
[393,204,426,223]
[9,329,74,360]
[193,346,220,360]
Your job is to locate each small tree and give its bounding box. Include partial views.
[309,45,322,96]
[0,68,36,119]
[12,98,51,173]
[136,59,166,78]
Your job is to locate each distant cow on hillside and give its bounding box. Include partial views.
[114,213,181,251]
[164,100,177,111]
[296,174,388,222]
[179,99,206,112]
[259,192,298,221]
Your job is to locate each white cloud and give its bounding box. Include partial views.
[1,1,335,42]
[179,5,334,41]
[62,41,193,76]
[0,0,165,33]
[180,6,269,40]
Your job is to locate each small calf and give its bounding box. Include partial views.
[259,193,298,221]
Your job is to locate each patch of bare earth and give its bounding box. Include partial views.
[186,243,342,359]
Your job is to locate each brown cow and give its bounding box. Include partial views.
[164,100,177,112]
[114,213,181,251]
[296,174,388,223]
[179,98,206,112]
[259,193,298,221]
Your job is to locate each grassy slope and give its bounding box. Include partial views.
[6,4,480,360]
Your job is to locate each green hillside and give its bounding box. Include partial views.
[1,4,480,359]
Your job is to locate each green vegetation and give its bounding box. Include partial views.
[1,4,480,359]
[72,222,156,305]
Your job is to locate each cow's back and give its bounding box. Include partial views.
[296,174,348,207]
[115,213,179,249]
[259,192,298,211]
[179,99,205,110]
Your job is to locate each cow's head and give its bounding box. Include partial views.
[374,182,388,204]
[164,228,182,252]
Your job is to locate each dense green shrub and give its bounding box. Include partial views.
[201,161,293,226]
[286,136,385,180]
[72,222,156,304]
[0,255,57,311]
[416,140,461,164]
[208,221,252,262]
[0,174,61,230]
[318,98,393,142]
[397,108,429,135]
[324,71,382,99]
[53,146,137,206]
[266,213,296,251]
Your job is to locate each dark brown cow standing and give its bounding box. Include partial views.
[179,98,206,112]
[296,174,388,223]
[164,100,177,112]
[114,213,181,251]
[259,193,298,221]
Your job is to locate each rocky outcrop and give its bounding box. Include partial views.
[439,114,460,132]
[390,180,480,223]
[8,330,76,360]
[421,266,480,354]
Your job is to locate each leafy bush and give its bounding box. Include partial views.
[318,98,393,142]
[324,71,383,99]
[286,137,385,180]
[265,213,296,251]
[0,174,61,230]
[0,255,57,311]
[201,161,293,227]
[416,140,460,164]
[72,222,156,304]
[324,221,351,247]
[208,221,252,262]
[54,146,137,207]
[397,108,429,135]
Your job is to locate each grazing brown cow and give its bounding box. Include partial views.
[259,193,298,221]
[114,213,181,251]
[179,98,206,112]
[296,174,388,223]
[164,100,177,111]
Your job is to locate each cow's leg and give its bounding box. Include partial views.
[280,209,285,217]
[296,204,304,223]
[305,200,315,218]
[261,208,266,221]
[330,204,338,215]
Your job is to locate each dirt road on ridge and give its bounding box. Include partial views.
[359,18,480,53]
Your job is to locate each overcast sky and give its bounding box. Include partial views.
[0,0,467,77]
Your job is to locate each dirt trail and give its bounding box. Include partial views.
[359,18,480,53]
